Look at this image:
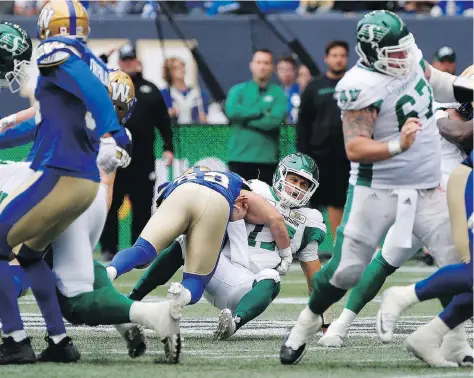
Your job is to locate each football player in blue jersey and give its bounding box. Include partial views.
[106,166,291,363]
[377,151,473,367]
[0,0,130,365]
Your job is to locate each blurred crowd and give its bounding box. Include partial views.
[2,0,472,17]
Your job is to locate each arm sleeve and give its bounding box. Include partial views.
[225,84,262,122]
[296,240,319,262]
[246,88,287,131]
[296,82,315,154]
[0,117,36,148]
[153,87,174,152]
[43,55,120,138]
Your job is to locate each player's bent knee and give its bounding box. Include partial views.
[330,264,365,290]
[255,269,281,284]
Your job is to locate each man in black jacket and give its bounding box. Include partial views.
[100,42,174,260]
[296,40,349,241]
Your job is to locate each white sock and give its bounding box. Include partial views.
[286,307,320,349]
[129,302,149,327]
[338,308,357,326]
[425,316,451,343]
[181,288,192,306]
[50,333,66,344]
[404,284,420,305]
[5,329,27,342]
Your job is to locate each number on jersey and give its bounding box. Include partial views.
[175,171,229,189]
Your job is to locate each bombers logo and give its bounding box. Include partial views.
[110,82,131,104]
[0,34,29,56]
[357,24,389,44]
[38,7,55,30]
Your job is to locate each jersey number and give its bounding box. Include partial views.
[175,171,229,189]
[248,224,296,251]
[395,78,434,130]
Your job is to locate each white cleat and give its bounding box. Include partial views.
[376,286,418,343]
[441,324,474,367]
[318,320,348,347]
[167,282,190,320]
[404,325,458,368]
[214,309,237,340]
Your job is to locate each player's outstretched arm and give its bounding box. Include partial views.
[343,108,421,163]
[242,190,290,251]
[437,109,473,151]
[0,106,35,132]
[0,117,36,148]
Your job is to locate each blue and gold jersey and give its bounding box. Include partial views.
[158,167,245,211]
[30,35,120,181]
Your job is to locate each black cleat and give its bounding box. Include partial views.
[462,355,474,367]
[280,330,306,365]
[162,334,181,364]
[0,337,36,365]
[37,335,81,363]
[124,325,147,359]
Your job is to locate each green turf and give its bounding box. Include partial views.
[11,262,474,378]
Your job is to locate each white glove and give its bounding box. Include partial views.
[0,114,16,132]
[276,247,293,276]
[97,137,121,174]
[115,146,131,169]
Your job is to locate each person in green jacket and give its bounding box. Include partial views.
[225,48,288,184]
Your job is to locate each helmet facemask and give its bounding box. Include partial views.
[373,33,417,77]
[273,165,319,208]
[4,58,31,93]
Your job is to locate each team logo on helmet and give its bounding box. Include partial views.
[0,33,29,56]
[357,24,389,44]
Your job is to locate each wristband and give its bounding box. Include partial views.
[388,140,403,156]
[279,246,292,258]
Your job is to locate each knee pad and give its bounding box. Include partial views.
[255,269,280,284]
[330,264,365,290]
[16,244,43,267]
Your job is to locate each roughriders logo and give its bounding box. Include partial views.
[357,24,389,44]
[0,34,29,57]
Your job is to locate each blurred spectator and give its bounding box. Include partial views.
[100,42,173,261]
[13,0,46,16]
[297,65,312,92]
[225,48,287,184]
[431,0,473,16]
[0,1,14,14]
[161,57,209,124]
[277,55,300,123]
[400,1,438,13]
[296,40,349,239]
[432,46,456,74]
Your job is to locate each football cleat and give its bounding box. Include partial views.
[376,286,417,343]
[404,325,458,368]
[280,330,307,365]
[441,324,474,367]
[167,282,190,320]
[37,335,80,363]
[115,323,147,359]
[162,333,181,365]
[0,337,36,365]
[214,309,237,340]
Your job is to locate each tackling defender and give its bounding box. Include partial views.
[128,153,327,340]
[280,10,474,365]
[377,151,473,367]
[0,69,181,362]
[0,2,128,364]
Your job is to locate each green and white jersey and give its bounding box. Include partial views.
[336,47,441,189]
[247,179,326,271]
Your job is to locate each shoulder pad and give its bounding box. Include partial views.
[248,179,270,193]
[36,41,81,68]
[299,207,326,231]
[335,67,385,111]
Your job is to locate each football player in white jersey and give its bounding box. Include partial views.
[128,153,327,340]
[281,10,474,365]
[318,100,473,359]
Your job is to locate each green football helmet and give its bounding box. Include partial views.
[272,153,319,208]
[0,21,32,93]
[355,10,416,77]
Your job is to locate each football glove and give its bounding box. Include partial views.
[276,247,293,276]
[112,127,133,169]
[97,137,121,174]
[0,114,16,132]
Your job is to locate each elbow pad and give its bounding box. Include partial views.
[429,66,474,103]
